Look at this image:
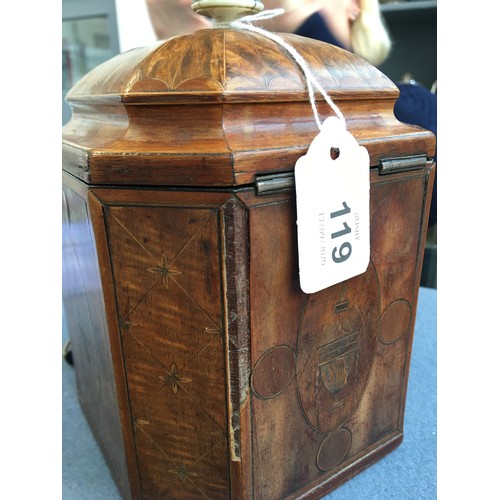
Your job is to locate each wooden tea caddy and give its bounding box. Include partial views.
[62,2,435,498]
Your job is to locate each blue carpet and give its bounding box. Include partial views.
[62,287,436,499]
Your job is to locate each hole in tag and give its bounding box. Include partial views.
[330,147,340,161]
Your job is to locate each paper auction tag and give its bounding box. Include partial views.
[295,116,370,294]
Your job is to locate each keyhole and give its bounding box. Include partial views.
[330,147,340,160]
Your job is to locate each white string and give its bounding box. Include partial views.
[228,9,346,131]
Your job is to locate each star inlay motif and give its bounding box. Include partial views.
[147,253,182,289]
[160,362,192,395]
[168,462,199,484]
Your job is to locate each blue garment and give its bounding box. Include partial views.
[394,83,437,139]
[295,12,437,226]
[295,10,347,50]
[394,83,437,226]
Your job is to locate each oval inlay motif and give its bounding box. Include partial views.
[251,345,296,399]
[380,299,411,344]
[296,262,380,433]
[317,428,352,471]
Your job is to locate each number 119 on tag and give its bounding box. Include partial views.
[304,197,367,293]
[331,201,353,264]
[294,115,370,294]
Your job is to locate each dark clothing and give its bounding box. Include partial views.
[295,12,437,226]
[394,83,437,139]
[394,83,437,226]
[295,10,347,50]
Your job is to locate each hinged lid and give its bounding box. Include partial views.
[62,8,435,187]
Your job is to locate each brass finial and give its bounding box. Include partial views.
[191,0,264,23]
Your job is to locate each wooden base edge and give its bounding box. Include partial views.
[289,431,404,500]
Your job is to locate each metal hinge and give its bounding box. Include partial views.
[254,172,295,195]
[378,154,428,175]
[254,154,429,194]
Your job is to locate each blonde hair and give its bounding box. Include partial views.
[351,0,391,66]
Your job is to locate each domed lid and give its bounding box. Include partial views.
[62,7,435,187]
[66,28,396,105]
